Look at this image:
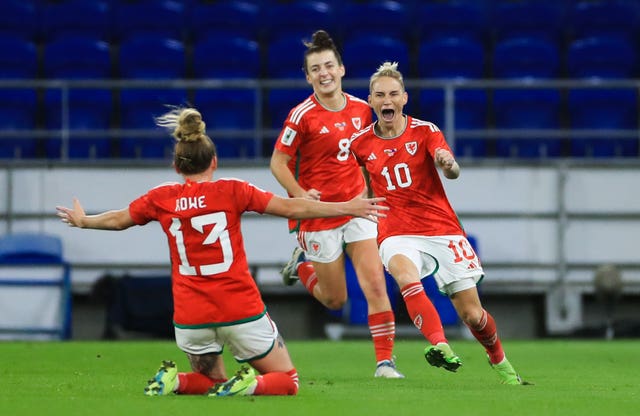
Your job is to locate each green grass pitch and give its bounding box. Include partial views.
[2,339,639,416]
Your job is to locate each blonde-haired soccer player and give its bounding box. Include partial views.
[57,107,389,396]
[349,62,529,384]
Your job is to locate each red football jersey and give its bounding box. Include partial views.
[128,178,274,327]
[274,93,372,232]
[350,116,464,245]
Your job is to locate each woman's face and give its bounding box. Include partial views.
[305,50,345,96]
[368,76,408,128]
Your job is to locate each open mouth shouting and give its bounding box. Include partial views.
[381,108,396,122]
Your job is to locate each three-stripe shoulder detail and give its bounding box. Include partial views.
[350,124,372,142]
[345,93,368,105]
[289,98,316,125]
[410,118,441,132]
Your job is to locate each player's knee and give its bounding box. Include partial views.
[322,295,347,310]
[360,287,391,312]
[364,282,389,300]
[460,308,484,328]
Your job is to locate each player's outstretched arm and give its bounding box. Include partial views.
[56,198,136,231]
[265,195,388,223]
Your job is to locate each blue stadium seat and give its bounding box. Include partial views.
[569,0,639,41]
[492,37,562,158]
[0,232,72,340]
[339,1,411,43]
[568,89,638,157]
[492,1,564,43]
[119,88,188,158]
[416,1,487,43]
[494,89,563,158]
[0,34,38,79]
[113,0,185,42]
[187,0,261,42]
[493,37,560,79]
[266,37,309,79]
[418,36,485,79]
[0,0,38,41]
[267,88,311,129]
[194,89,256,130]
[417,36,486,157]
[0,233,64,264]
[0,89,39,159]
[193,35,260,79]
[43,35,112,79]
[419,89,488,158]
[567,36,637,79]
[41,0,112,42]
[567,35,638,157]
[118,35,186,79]
[43,89,113,159]
[342,35,410,79]
[193,89,257,159]
[261,1,335,44]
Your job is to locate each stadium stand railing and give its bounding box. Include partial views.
[0,78,639,161]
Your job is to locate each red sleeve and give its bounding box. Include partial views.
[429,130,451,155]
[128,193,156,225]
[419,119,452,157]
[234,180,275,214]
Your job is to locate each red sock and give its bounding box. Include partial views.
[297,262,318,294]
[176,372,226,395]
[368,310,395,363]
[401,282,447,345]
[253,369,299,396]
[466,309,505,364]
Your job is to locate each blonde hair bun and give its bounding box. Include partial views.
[155,107,206,142]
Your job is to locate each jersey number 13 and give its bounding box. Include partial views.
[169,212,233,276]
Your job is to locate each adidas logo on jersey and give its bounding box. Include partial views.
[367,153,377,161]
[319,126,330,134]
[467,262,478,270]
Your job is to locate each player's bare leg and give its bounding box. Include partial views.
[388,254,461,372]
[451,288,528,384]
[347,239,403,378]
[308,256,349,310]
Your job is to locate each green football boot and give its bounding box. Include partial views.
[490,357,531,385]
[208,366,257,397]
[424,342,462,372]
[144,360,178,396]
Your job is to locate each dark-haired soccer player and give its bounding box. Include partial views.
[270,30,403,378]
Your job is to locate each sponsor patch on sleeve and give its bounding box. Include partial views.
[280,126,297,146]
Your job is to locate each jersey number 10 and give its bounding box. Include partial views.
[381,163,413,190]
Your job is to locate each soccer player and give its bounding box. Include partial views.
[270,30,403,378]
[349,62,529,384]
[56,107,389,397]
